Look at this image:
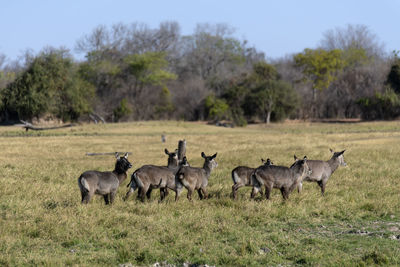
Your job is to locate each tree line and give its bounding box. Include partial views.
[0,22,399,125]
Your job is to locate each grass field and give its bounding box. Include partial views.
[0,121,400,266]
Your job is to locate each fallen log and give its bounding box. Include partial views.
[86,152,132,156]
[20,120,75,131]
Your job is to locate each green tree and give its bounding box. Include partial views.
[155,86,175,119]
[242,62,298,124]
[386,51,400,94]
[244,79,297,124]
[2,49,94,121]
[113,98,132,122]
[204,94,230,121]
[358,88,400,120]
[123,51,177,99]
[294,48,345,117]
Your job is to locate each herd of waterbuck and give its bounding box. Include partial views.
[78,140,347,205]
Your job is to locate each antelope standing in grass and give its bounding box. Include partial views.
[251,156,311,200]
[175,152,218,201]
[124,149,182,202]
[78,152,132,204]
[296,149,347,195]
[231,158,273,199]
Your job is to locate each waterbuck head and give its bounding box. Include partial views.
[329,148,347,166]
[261,158,273,165]
[114,152,132,174]
[201,152,218,170]
[165,148,179,167]
[292,155,312,176]
[181,156,190,167]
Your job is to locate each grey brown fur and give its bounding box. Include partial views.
[175,152,218,201]
[231,158,273,199]
[297,149,347,195]
[124,149,181,202]
[251,156,311,200]
[78,152,132,204]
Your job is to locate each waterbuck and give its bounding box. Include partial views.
[78,152,132,204]
[124,148,181,202]
[251,156,311,200]
[231,158,273,199]
[296,149,347,195]
[175,152,218,201]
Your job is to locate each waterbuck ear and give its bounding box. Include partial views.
[165,148,169,155]
[261,158,266,163]
[201,152,206,158]
[211,153,217,159]
[338,150,346,156]
[267,158,273,165]
[329,148,334,153]
[294,155,298,161]
[115,152,119,159]
[124,152,129,159]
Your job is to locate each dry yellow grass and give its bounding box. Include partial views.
[0,121,400,266]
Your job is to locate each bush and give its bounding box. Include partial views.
[204,94,230,121]
[357,88,400,120]
[113,98,132,122]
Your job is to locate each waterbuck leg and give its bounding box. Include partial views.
[109,191,116,204]
[159,188,165,201]
[318,180,326,196]
[232,183,243,199]
[124,187,135,201]
[280,187,289,200]
[82,191,94,204]
[103,194,110,205]
[201,188,208,199]
[187,188,194,201]
[163,188,169,198]
[251,186,260,199]
[146,188,153,200]
[160,188,169,202]
[139,184,150,202]
[175,188,182,202]
[298,182,303,193]
[136,188,143,200]
[264,186,271,200]
[197,189,203,200]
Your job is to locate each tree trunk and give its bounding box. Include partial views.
[312,88,317,118]
[177,139,186,161]
[264,110,271,124]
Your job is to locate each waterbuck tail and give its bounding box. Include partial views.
[251,172,262,187]
[132,172,144,189]
[177,172,184,180]
[78,176,90,192]
[126,175,134,188]
[232,170,240,184]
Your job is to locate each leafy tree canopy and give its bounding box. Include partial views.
[294,48,345,91]
[1,49,94,121]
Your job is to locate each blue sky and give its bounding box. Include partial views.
[1,0,399,62]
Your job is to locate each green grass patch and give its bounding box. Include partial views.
[0,121,400,265]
